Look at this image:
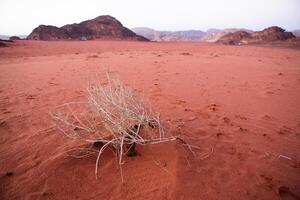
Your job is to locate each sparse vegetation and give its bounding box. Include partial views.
[50,72,179,181]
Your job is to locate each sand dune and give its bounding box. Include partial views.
[0,40,300,200]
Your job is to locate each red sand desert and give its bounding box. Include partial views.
[0,40,300,200]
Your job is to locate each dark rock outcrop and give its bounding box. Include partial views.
[251,26,295,41]
[216,31,251,45]
[9,36,22,40]
[27,15,148,41]
[202,28,253,42]
[27,25,71,40]
[217,26,295,45]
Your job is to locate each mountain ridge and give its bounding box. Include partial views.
[27,15,148,41]
[216,26,296,45]
[132,27,205,41]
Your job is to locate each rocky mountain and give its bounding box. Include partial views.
[132,27,205,41]
[216,31,252,45]
[216,26,295,45]
[201,28,253,42]
[27,15,148,41]
[9,36,22,40]
[251,26,295,41]
[27,25,70,40]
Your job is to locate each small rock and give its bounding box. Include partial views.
[41,192,48,196]
[223,117,230,123]
[239,127,248,132]
[5,171,13,176]
[0,120,6,126]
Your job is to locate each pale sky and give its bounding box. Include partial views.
[0,0,299,35]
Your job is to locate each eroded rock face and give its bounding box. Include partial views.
[216,31,252,45]
[251,26,295,42]
[202,28,253,42]
[27,25,71,40]
[27,15,148,41]
[217,26,295,45]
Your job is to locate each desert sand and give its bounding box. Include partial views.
[0,40,300,200]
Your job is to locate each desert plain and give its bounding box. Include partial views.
[0,40,300,200]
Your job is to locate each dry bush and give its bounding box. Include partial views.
[50,72,179,181]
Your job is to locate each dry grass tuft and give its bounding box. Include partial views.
[50,72,179,181]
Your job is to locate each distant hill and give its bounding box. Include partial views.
[0,35,10,40]
[216,31,252,45]
[27,15,148,41]
[292,30,300,37]
[132,27,205,41]
[216,26,295,45]
[0,35,27,40]
[201,28,253,42]
[131,27,157,40]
